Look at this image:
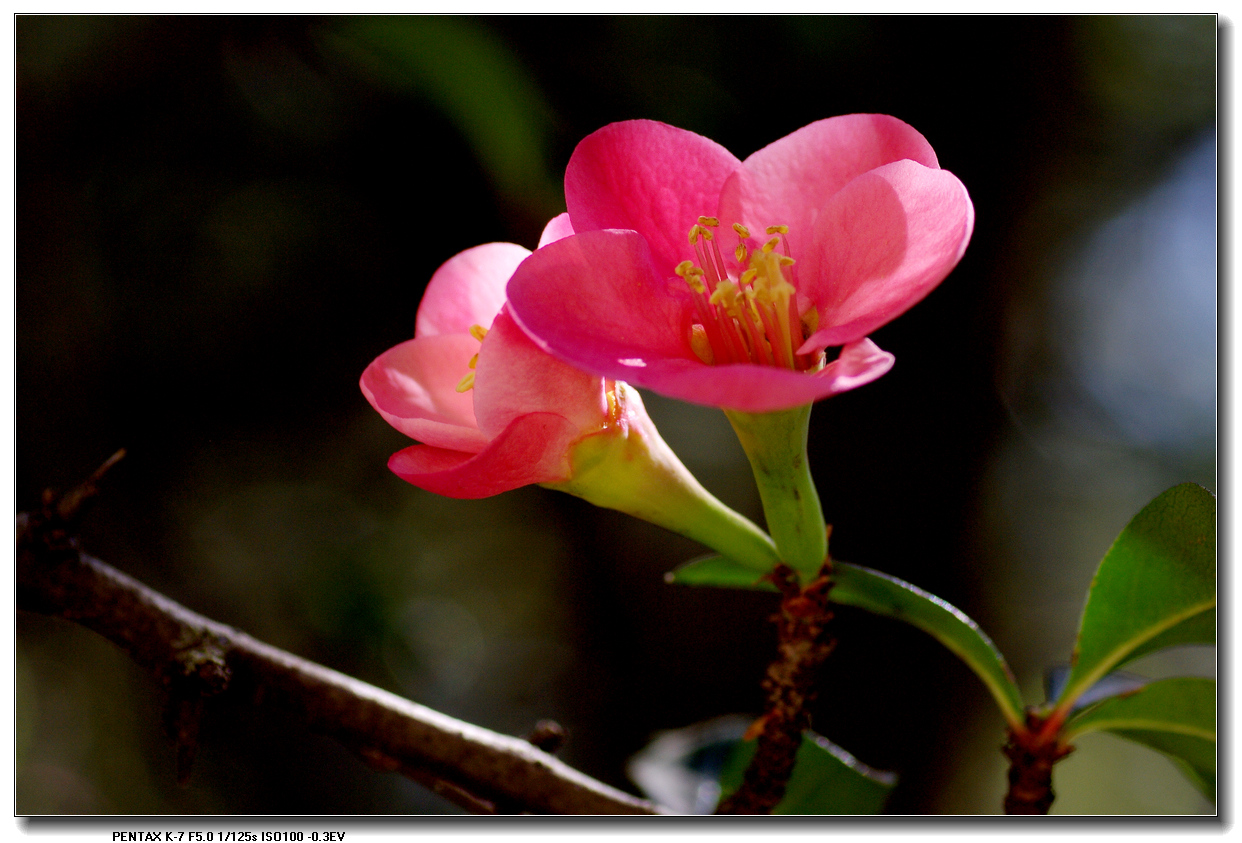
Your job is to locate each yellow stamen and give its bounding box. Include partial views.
[467,353,478,369]
[469,324,488,342]
[756,250,797,369]
[455,372,475,393]
[767,224,793,260]
[680,214,813,372]
[604,383,622,425]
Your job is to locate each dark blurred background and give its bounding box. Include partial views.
[16,15,1216,814]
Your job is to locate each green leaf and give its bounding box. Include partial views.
[831,563,1026,729]
[666,556,1026,728]
[1123,606,1216,665]
[1057,484,1216,712]
[1062,677,1216,802]
[718,731,895,814]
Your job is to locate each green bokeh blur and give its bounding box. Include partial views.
[17,15,1216,814]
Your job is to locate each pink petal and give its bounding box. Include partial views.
[718,114,939,250]
[564,119,741,273]
[587,338,894,413]
[360,335,490,452]
[472,306,607,440]
[415,242,531,337]
[537,212,575,248]
[798,159,974,350]
[387,411,584,498]
[506,229,695,381]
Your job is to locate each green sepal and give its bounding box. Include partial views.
[665,553,780,590]
[667,555,1026,729]
[717,730,896,814]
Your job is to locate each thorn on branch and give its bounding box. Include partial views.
[52,448,127,525]
[524,720,566,754]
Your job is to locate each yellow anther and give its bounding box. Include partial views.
[689,324,714,364]
[732,223,751,238]
[739,268,758,286]
[467,353,478,369]
[801,308,820,336]
[698,216,720,227]
[765,224,789,235]
[701,227,714,241]
[688,225,700,245]
[469,324,488,342]
[735,244,749,263]
[778,255,796,267]
[675,260,695,276]
[682,265,706,293]
[761,237,781,253]
[455,372,476,393]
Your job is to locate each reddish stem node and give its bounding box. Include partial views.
[1002,711,1075,815]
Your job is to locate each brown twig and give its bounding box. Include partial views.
[716,560,836,814]
[1002,711,1074,814]
[16,457,663,815]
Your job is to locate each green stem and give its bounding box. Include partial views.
[724,404,826,580]
[546,385,781,573]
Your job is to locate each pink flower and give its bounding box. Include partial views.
[360,227,784,572]
[506,115,974,413]
[360,232,613,499]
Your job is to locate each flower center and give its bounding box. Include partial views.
[676,216,820,370]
